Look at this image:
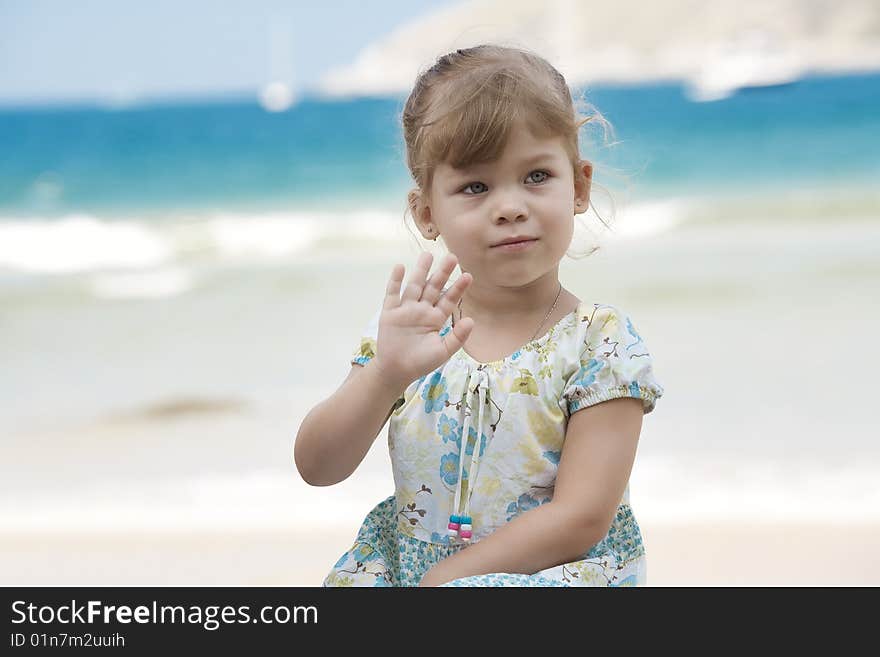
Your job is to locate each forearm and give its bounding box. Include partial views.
[419,501,605,586]
[294,359,404,486]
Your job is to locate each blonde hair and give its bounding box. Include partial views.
[401,44,616,256]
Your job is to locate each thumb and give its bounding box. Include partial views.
[443,317,474,355]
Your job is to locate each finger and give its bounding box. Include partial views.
[436,271,472,318]
[421,252,458,305]
[383,264,404,310]
[400,251,433,304]
[441,316,474,356]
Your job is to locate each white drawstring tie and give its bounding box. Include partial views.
[447,367,490,543]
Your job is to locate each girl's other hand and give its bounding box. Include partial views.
[371,251,474,390]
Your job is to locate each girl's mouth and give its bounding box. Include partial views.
[491,239,538,252]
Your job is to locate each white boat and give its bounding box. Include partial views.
[685,33,804,102]
[258,20,297,112]
[258,81,296,112]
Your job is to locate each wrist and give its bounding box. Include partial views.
[367,357,407,396]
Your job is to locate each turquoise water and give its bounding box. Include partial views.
[1,71,878,218]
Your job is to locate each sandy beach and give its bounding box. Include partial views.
[2,214,879,588]
[2,520,878,586]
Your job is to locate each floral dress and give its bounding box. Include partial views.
[322,297,664,587]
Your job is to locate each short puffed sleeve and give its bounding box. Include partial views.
[350,306,381,367]
[349,306,406,413]
[561,304,664,415]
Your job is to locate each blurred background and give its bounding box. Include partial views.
[1,0,878,586]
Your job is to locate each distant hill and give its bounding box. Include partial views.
[316,0,880,100]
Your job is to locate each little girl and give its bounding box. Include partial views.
[295,44,664,587]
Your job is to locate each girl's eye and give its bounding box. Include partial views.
[460,171,549,194]
[527,170,550,184]
[462,182,487,195]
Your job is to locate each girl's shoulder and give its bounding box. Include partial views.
[557,298,626,343]
[573,299,640,330]
[547,299,652,368]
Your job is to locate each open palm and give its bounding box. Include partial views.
[371,251,475,390]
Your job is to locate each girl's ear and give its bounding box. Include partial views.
[574,161,593,215]
[409,188,436,239]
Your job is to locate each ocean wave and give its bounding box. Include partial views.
[600,197,690,240]
[0,214,172,273]
[0,209,406,277]
[0,200,694,277]
[3,187,872,303]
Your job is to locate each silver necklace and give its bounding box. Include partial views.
[455,282,563,342]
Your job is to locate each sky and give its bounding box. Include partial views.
[0,0,454,107]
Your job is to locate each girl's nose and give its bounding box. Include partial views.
[492,193,528,223]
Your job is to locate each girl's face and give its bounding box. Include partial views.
[416,121,591,290]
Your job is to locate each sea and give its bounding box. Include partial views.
[1,71,879,540]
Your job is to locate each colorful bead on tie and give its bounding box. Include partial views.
[459,516,473,542]
[447,514,461,537]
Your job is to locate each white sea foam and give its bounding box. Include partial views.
[0,210,409,274]
[0,200,692,279]
[604,198,691,241]
[0,214,172,273]
[204,213,323,258]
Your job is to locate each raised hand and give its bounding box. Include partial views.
[371,251,474,390]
